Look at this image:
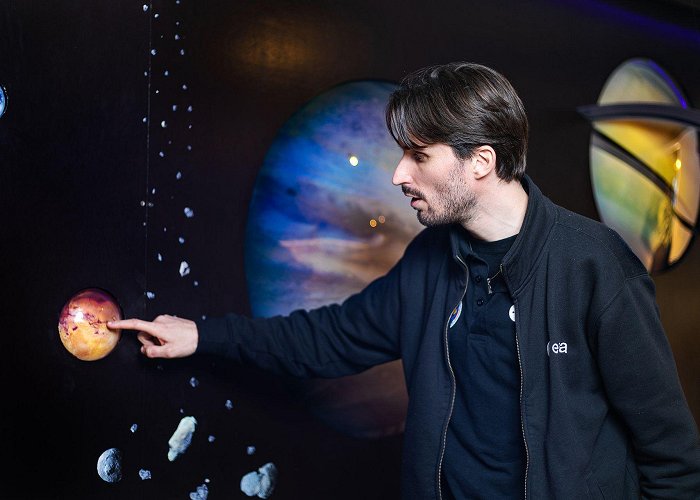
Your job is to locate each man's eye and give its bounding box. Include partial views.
[413,153,426,162]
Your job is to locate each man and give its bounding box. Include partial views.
[110,62,700,499]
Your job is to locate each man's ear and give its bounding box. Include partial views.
[471,145,496,180]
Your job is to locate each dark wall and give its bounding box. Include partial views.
[1,1,698,498]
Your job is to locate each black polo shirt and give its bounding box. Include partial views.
[443,228,525,499]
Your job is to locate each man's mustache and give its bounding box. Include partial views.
[402,186,424,199]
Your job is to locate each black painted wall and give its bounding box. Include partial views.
[1,1,698,498]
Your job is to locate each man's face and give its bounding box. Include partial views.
[392,143,477,227]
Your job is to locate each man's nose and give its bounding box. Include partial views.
[392,156,412,186]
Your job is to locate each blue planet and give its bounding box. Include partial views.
[244,80,423,438]
[0,86,6,118]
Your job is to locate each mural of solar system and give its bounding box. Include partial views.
[3,1,700,499]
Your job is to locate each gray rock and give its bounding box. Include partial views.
[240,462,278,498]
[96,448,122,483]
[168,416,197,461]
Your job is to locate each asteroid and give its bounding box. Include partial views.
[168,416,197,461]
[96,448,122,483]
[190,482,208,500]
[241,462,278,498]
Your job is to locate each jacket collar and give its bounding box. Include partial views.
[449,175,558,295]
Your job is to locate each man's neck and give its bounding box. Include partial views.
[461,179,528,242]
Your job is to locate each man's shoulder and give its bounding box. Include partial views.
[549,204,647,278]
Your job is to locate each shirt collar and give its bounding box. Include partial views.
[449,175,558,295]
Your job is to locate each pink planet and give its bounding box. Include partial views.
[57,288,122,361]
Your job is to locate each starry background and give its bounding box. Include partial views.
[0,1,699,499]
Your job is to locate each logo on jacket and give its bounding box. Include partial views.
[508,304,515,322]
[448,302,462,329]
[547,341,568,356]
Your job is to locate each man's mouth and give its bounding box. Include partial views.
[402,187,424,209]
[402,189,422,209]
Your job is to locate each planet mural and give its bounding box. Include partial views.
[57,288,122,361]
[244,80,423,439]
[0,85,6,118]
[578,58,700,273]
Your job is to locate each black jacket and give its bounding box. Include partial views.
[197,176,700,499]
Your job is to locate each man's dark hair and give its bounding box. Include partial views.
[386,62,529,182]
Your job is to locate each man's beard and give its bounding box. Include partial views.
[403,161,477,227]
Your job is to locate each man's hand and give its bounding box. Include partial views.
[108,315,198,359]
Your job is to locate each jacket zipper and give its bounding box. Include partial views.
[509,266,530,499]
[437,254,469,500]
[486,265,502,295]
